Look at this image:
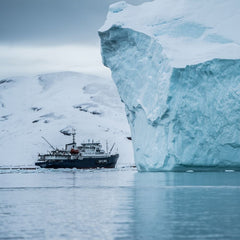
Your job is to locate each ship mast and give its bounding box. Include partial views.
[106,140,108,154]
[72,130,76,145]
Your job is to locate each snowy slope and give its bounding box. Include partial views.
[99,1,240,171]
[0,72,133,166]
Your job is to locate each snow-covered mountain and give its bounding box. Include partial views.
[99,0,240,171]
[0,72,133,166]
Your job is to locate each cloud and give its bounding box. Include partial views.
[0,0,151,78]
[0,44,110,78]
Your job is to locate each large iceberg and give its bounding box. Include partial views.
[99,0,240,171]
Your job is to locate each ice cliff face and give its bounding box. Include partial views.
[99,0,240,171]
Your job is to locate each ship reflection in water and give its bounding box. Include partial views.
[0,169,240,239]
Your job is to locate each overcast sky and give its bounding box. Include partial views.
[0,0,150,78]
[0,0,149,46]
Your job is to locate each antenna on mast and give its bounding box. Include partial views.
[72,129,76,144]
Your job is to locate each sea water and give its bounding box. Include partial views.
[0,168,240,240]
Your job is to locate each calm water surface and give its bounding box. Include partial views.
[0,168,240,240]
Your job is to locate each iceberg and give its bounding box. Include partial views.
[99,0,240,171]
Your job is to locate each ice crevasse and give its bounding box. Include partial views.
[99,0,240,171]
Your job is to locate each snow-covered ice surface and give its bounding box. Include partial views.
[100,0,240,67]
[0,72,133,166]
[99,0,240,171]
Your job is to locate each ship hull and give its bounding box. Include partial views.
[35,154,119,169]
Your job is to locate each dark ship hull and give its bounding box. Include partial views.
[35,154,119,169]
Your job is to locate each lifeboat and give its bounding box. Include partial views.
[70,148,79,154]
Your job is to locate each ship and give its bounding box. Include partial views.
[35,132,119,169]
